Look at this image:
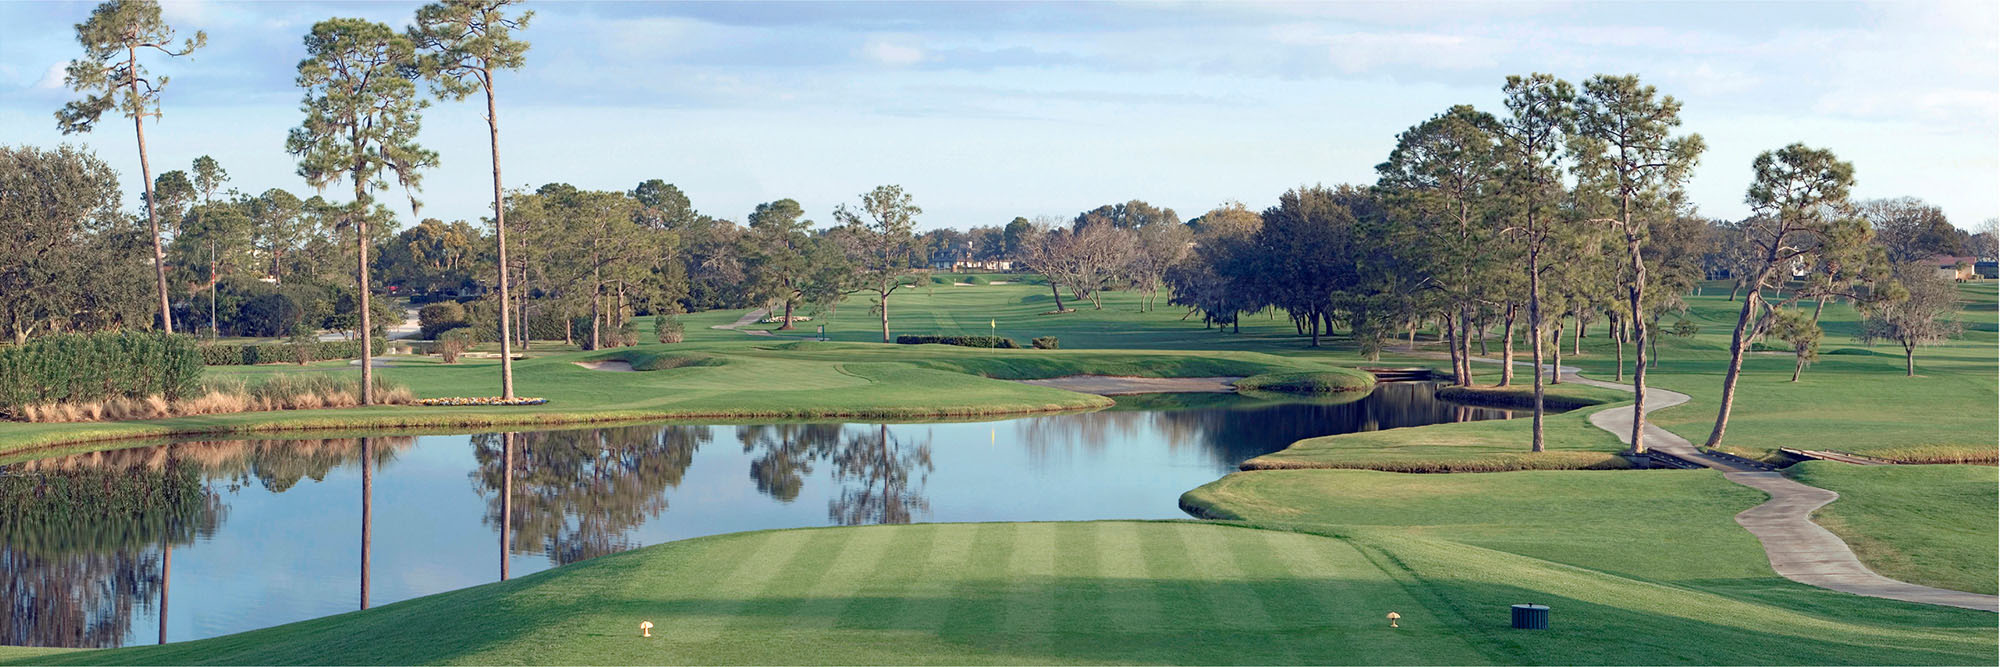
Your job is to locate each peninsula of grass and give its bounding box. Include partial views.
[1233,369,1375,393]
[1787,461,1999,595]
[1238,386,1632,473]
[21,519,1992,666]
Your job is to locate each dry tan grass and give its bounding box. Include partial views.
[12,377,414,423]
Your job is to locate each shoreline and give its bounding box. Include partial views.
[0,398,1118,463]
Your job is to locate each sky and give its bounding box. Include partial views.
[2,0,1995,232]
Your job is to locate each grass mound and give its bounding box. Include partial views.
[1233,369,1375,393]
[1786,462,1998,594]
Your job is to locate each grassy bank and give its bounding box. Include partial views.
[1787,462,1999,595]
[15,520,1990,666]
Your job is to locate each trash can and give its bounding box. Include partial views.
[1510,604,1549,629]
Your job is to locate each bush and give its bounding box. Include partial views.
[1031,336,1060,350]
[895,335,1020,348]
[418,302,469,339]
[617,319,639,347]
[436,329,474,364]
[198,338,385,366]
[656,314,684,344]
[0,332,204,419]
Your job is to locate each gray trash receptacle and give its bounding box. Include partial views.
[1510,604,1549,629]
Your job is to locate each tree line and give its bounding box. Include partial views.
[8,1,1989,452]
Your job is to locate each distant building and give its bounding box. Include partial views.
[1974,261,1997,280]
[951,259,1014,272]
[1923,255,1978,281]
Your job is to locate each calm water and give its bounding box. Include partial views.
[2,383,1519,648]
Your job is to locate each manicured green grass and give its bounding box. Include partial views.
[1787,462,1999,595]
[18,520,1990,666]
[1581,282,1997,463]
[1181,469,1994,663]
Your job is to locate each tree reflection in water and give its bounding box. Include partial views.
[737,423,934,525]
[470,425,707,566]
[0,437,408,648]
[1018,383,1517,469]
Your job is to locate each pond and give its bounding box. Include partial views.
[1,382,1523,649]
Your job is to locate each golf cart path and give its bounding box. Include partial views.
[712,308,773,336]
[1415,348,1998,612]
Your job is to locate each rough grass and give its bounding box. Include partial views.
[11,376,412,423]
[1786,462,1999,595]
[1233,369,1376,393]
[15,521,1991,666]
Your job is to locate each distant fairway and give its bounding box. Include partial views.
[21,521,1992,666]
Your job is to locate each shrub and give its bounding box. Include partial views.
[1031,336,1060,349]
[198,338,385,366]
[0,332,204,419]
[965,275,988,285]
[437,329,475,364]
[418,302,469,339]
[894,335,1020,348]
[655,314,684,344]
[617,319,639,347]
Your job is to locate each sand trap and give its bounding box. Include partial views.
[1014,375,1244,395]
[573,360,636,372]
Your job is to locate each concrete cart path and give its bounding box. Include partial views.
[1407,347,1999,612]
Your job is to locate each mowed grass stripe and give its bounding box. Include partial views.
[713,529,858,639]
[1092,521,1165,637]
[882,523,977,635]
[783,526,901,633]
[1177,523,1281,633]
[1251,528,1481,665]
[1049,521,1107,642]
[659,530,810,644]
[833,523,940,632]
[938,523,1012,641]
[999,522,1060,649]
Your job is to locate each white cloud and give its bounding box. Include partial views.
[34,61,66,89]
[861,40,927,66]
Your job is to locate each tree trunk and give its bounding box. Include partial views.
[879,292,891,342]
[1727,279,1742,302]
[488,78,516,399]
[1613,314,1625,382]
[1499,305,1516,387]
[1529,246,1545,452]
[1705,274,1767,448]
[1477,316,1489,357]
[500,431,512,580]
[1792,354,1804,382]
[1811,294,1828,324]
[1624,204,1650,455]
[1550,319,1563,385]
[132,45,174,334]
[1309,311,1320,347]
[354,159,374,406]
[209,240,218,337]
[360,437,373,610]
[1572,316,1583,356]
[590,260,602,351]
[781,298,796,330]
[1904,345,1916,376]
[1048,282,1065,312]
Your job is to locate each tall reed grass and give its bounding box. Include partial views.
[12,375,413,423]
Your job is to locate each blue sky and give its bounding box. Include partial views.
[3,0,1995,231]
